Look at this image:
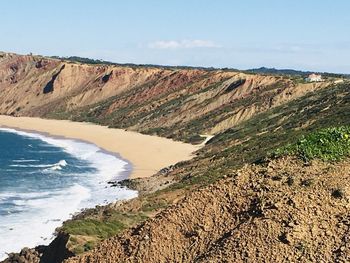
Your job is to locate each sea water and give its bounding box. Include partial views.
[0,128,137,259]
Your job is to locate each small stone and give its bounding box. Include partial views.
[288,222,295,227]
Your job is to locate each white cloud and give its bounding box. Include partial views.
[148,39,221,49]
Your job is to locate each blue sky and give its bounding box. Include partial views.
[0,0,349,73]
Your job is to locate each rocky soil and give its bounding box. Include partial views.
[66,157,350,262]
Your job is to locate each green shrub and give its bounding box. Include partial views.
[273,126,350,161]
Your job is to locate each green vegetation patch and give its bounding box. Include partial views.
[61,210,149,254]
[62,219,126,239]
[274,126,350,162]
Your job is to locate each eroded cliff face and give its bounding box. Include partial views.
[0,52,173,116]
[0,52,330,141]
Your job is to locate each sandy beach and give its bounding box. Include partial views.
[0,115,198,179]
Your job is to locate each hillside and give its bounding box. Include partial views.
[0,52,332,142]
[66,155,350,263]
[1,52,350,263]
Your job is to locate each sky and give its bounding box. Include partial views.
[0,0,349,73]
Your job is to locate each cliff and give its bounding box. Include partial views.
[0,52,329,142]
[1,52,349,262]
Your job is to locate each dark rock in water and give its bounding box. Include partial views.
[107,180,119,187]
[1,233,74,263]
[38,232,74,263]
[2,247,40,263]
[118,179,139,190]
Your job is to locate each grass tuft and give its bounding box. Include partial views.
[62,219,126,239]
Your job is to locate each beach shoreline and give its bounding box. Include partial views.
[0,115,198,179]
[0,119,140,259]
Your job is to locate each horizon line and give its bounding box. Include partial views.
[1,50,349,76]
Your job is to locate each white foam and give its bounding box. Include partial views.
[0,184,90,258]
[47,159,68,171]
[9,159,66,169]
[0,128,137,260]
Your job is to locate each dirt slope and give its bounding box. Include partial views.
[65,156,350,263]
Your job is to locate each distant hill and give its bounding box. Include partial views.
[246,67,311,76]
[49,56,349,78]
[49,55,219,71]
[246,66,349,79]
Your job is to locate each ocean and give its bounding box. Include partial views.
[0,128,137,259]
